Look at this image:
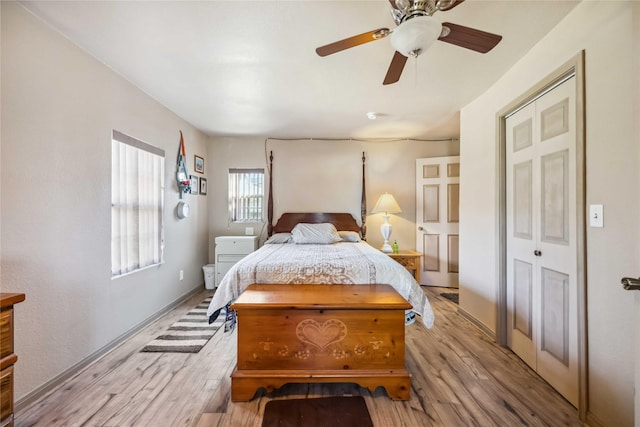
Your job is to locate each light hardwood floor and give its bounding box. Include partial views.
[17,288,583,427]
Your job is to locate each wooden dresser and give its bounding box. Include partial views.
[1,293,25,427]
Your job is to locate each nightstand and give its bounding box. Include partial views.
[214,236,258,287]
[387,249,422,282]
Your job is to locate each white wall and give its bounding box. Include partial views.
[207,136,459,261]
[459,2,638,426]
[1,2,210,401]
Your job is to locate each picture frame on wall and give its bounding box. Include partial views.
[189,175,199,194]
[200,178,207,195]
[194,155,204,173]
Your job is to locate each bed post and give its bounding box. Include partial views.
[361,152,367,240]
[268,151,274,237]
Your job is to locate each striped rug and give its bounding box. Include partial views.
[141,295,223,353]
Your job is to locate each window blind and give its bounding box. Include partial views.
[111,130,165,277]
[228,168,264,222]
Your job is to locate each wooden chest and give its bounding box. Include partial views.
[230,284,412,401]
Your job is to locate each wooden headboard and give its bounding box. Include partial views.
[267,151,367,239]
[272,213,362,235]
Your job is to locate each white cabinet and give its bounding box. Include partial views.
[214,236,258,287]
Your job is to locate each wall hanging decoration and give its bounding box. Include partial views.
[176,130,191,199]
[194,155,204,173]
[200,178,207,195]
[189,175,199,195]
[177,200,190,219]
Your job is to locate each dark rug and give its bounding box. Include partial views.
[440,292,459,304]
[262,396,373,427]
[141,295,222,353]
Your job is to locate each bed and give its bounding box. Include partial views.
[206,153,434,401]
[206,213,434,329]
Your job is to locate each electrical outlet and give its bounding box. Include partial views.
[245,227,254,235]
[179,270,184,280]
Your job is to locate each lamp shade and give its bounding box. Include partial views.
[372,193,402,215]
[390,15,442,57]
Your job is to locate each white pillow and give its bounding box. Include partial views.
[338,230,361,242]
[291,223,341,244]
[264,233,292,244]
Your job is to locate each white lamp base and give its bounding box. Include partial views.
[380,215,393,253]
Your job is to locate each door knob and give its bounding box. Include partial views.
[534,250,542,257]
[418,226,424,231]
[621,277,640,291]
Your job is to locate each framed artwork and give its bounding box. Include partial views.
[199,177,207,195]
[189,175,199,194]
[194,155,204,174]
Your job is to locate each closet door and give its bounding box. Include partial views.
[506,77,578,407]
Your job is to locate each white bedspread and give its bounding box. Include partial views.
[207,241,434,328]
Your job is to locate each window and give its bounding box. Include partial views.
[228,168,264,222]
[111,130,165,277]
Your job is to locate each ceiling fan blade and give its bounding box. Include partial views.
[383,51,408,85]
[439,22,502,53]
[316,28,390,57]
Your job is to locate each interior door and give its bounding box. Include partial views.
[416,156,460,288]
[506,77,579,407]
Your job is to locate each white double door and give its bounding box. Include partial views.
[506,77,579,406]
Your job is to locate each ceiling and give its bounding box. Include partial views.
[20,1,580,140]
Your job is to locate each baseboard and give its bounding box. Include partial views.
[14,285,203,414]
[457,306,497,342]
[585,411,605,427]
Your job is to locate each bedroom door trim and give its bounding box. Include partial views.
[495,51,587,419]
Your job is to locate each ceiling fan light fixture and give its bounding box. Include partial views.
[390,15,442,57]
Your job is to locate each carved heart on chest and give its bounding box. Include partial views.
[296,319,347,350]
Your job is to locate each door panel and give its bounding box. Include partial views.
[541,150,569,244]
[423,185,440,222]
[514,161,533,239]
[507,102,538,369]
[540,267,569,365]
[416,156,460,287]
[423,234,440,272]
[447,235,459,274]
[513,259,533,338]
[447,184,460,223]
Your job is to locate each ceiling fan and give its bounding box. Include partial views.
[315,0,502,85]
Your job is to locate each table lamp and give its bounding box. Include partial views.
[372,193,402,253]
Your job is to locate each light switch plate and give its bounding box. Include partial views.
[245,227,254,235]
[589,204,603,227]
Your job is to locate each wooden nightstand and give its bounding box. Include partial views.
[387,250,422,282]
